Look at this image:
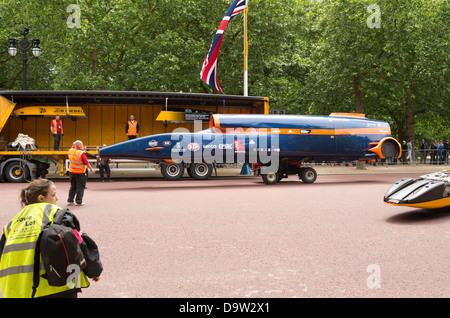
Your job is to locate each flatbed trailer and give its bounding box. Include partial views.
[0,149,98,183]
[0,94,92,182]
[0,90,269,182]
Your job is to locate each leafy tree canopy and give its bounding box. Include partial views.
[1,0,448,144]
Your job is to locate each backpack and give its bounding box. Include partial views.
[32,208,86,297]
[79,232,103,279]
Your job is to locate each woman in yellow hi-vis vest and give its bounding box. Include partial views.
[0,179,100,298]
[125,115,139,140]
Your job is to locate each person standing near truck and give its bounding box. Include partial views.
[125,115,139,140]
[50,115,63,150]
[97,144,112,182]
[67,140,93,206]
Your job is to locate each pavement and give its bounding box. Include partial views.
[0,162,448,301]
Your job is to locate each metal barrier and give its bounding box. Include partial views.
[63,149,449,173]
[411,148,449,165]
[301,148,449,167]
[65,159,157,172]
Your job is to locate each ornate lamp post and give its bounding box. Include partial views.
[8,28,41,90]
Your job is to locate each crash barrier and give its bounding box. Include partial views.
[65,159,157,172]
[63,147,448,174]
[64,152,448,173]
[402,148,449,165]
[302,148,449,167]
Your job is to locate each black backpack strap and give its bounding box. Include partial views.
[31,208,68,298]
[32,231,43,298]
[52,208,68,225]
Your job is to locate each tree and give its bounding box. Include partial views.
[301,0,449,143]
[1,0,447,143]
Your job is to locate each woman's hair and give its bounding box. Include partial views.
[20,178,54,207]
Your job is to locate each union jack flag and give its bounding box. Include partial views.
[200,0,248,92]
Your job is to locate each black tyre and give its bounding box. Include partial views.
[262,172,280,185]
[5,161,29,183]
[299,167,317,184]
[189,163,213,180]
[160,162,184,180]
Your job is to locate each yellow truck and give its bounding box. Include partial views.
[0,95,90,182]
[0,91,269,182]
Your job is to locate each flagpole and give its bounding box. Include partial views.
[243,6,248,96]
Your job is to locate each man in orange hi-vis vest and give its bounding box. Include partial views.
[125,115,139,140]
[67,140,93,206]
[50,115,63,150]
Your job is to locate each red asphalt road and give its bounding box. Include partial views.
[0,172,449,298]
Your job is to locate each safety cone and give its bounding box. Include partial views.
[240,163,252,175]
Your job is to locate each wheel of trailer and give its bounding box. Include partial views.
[161,162,184,180]
[262,172,280,185]
[189,162,213,180]
[5,161,29,183]
[299,167,317,184]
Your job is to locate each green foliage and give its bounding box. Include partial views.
[300,0,449,142]
[0,0,448,140]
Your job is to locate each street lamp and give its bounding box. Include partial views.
[8,39,18,57]
[31,39,42,57]
[8,28,41,90]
